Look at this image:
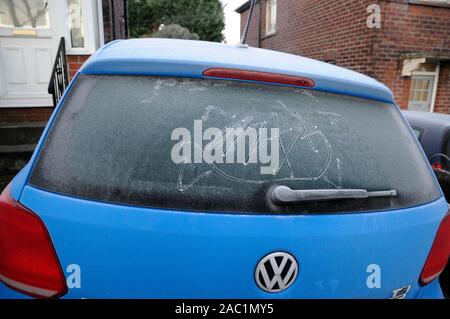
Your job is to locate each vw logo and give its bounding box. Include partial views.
[255,252,298,293]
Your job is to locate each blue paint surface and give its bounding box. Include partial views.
[0,186,444,298]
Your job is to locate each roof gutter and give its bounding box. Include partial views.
[236,0,260,13]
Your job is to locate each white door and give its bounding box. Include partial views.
[0,0,61,108]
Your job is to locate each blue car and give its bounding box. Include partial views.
[0,39,449,299]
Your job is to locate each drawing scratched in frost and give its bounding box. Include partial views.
[175,100,344,192]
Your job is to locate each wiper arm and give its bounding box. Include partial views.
[271,186,397,205]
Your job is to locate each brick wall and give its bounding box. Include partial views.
[240,0,377,73]
[0,54,90,124]
[435,62,450,113]
[240,1,263,48]
[67,55,91,80]
[239,0,450,112]
[374,1,450,111]
[0,108,54,124]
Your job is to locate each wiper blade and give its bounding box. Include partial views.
[271,186,397,204]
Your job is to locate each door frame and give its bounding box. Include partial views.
[0,0,103,108]
[0,0,62,108]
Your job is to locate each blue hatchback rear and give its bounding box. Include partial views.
[0,39,449,299]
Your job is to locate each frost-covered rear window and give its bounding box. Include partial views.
[29,75,440,214]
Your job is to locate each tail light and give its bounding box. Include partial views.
[432,162,444,170]
[0,185,67,298]
[419,212,450,286]
[203,68,316,88]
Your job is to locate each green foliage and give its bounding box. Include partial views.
[128,0,157,38]
[129,0,225,42]
[153,24,200,40]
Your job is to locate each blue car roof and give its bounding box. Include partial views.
[81,38,395,103]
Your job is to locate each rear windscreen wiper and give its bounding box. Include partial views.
[271,186,397,205]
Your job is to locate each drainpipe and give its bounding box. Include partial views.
[258,0,262,48]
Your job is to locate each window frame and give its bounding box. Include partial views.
[411,126,425,142]
[265,0,277,36]
[408,62,440,113]
[64,0,101,55]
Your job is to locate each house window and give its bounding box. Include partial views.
[0,0,50,28]
[265,0,277,35]
[67,0,85,48]
[409,76,434,112]
[408,62,440,112]
[64,0,102,54]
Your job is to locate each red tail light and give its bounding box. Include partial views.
[203,68,316,88]
[0,185,67,298]
[432,162,444,170]
[419,212,450,286]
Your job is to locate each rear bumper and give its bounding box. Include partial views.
[0,279,444,299]
[415,279,445,299]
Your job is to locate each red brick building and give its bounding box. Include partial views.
[237,0,450,113]
[0,0,127,124]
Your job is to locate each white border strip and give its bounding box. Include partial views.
[0,273,57,298]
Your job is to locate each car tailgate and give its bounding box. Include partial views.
[18,185,448,299]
